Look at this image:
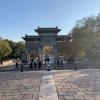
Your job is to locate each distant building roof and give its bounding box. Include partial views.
[35,26,61,34]
[23,35,40,41]
[22,27,71,41]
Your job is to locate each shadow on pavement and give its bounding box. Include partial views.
[0,64,31,72]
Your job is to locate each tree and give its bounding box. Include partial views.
[70,13,100,65]
[14,41,25,59]
[0,39,12,60]
[4,40,25,59]
[4,39,16,59]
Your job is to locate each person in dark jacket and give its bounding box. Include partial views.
[30,59,33,70]
[38,59,42,70]
[57,59,60,67]
[15,59,19,68]
[61,59,63,67]
[47,57,50,64]
[21,59,24,72]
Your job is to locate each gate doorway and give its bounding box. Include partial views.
[42,45,54,64]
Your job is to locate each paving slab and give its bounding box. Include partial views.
[38,72,59,100]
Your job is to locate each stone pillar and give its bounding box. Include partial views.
[26,50,30,62]
[35,48,39,58]
[53,46,58,65]
[39,46,43,60]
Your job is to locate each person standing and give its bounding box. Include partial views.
[21,59,24,72]
[30,59,33,70]
[15,59,18,68]
[33,57,38,70]
[61,58,63,67]
[57,59,60,67]
[38,59,42,70]
[47,57,50,64]
[45,55,48,64]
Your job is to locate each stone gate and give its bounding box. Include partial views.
[23,26,71,64]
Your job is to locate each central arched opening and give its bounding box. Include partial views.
[42,45,54,64]
[29,50,36,60]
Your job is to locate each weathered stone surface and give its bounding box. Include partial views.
[53,69,100,100]
[38,72,59,100]
[0,69,100,100]
[0,71,42,100]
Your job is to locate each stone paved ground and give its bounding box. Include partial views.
[0,71,42,100]
[53,69,100,100]
[0,69,100,100]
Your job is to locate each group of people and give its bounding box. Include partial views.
[15,57,42,72]
[17,56,65,72]
[30,57,42,70]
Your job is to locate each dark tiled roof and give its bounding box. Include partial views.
[35,27,61,33]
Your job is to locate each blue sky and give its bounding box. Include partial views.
[0,0,100,42]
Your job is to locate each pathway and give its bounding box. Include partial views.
[38,72,59,100]
[0,69,100,100]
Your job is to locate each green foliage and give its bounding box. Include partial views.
[70,13,100,63]
[0,39,12,59]
[3,39,25,59]
[14,41,25,58]
[4,39,16,58]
